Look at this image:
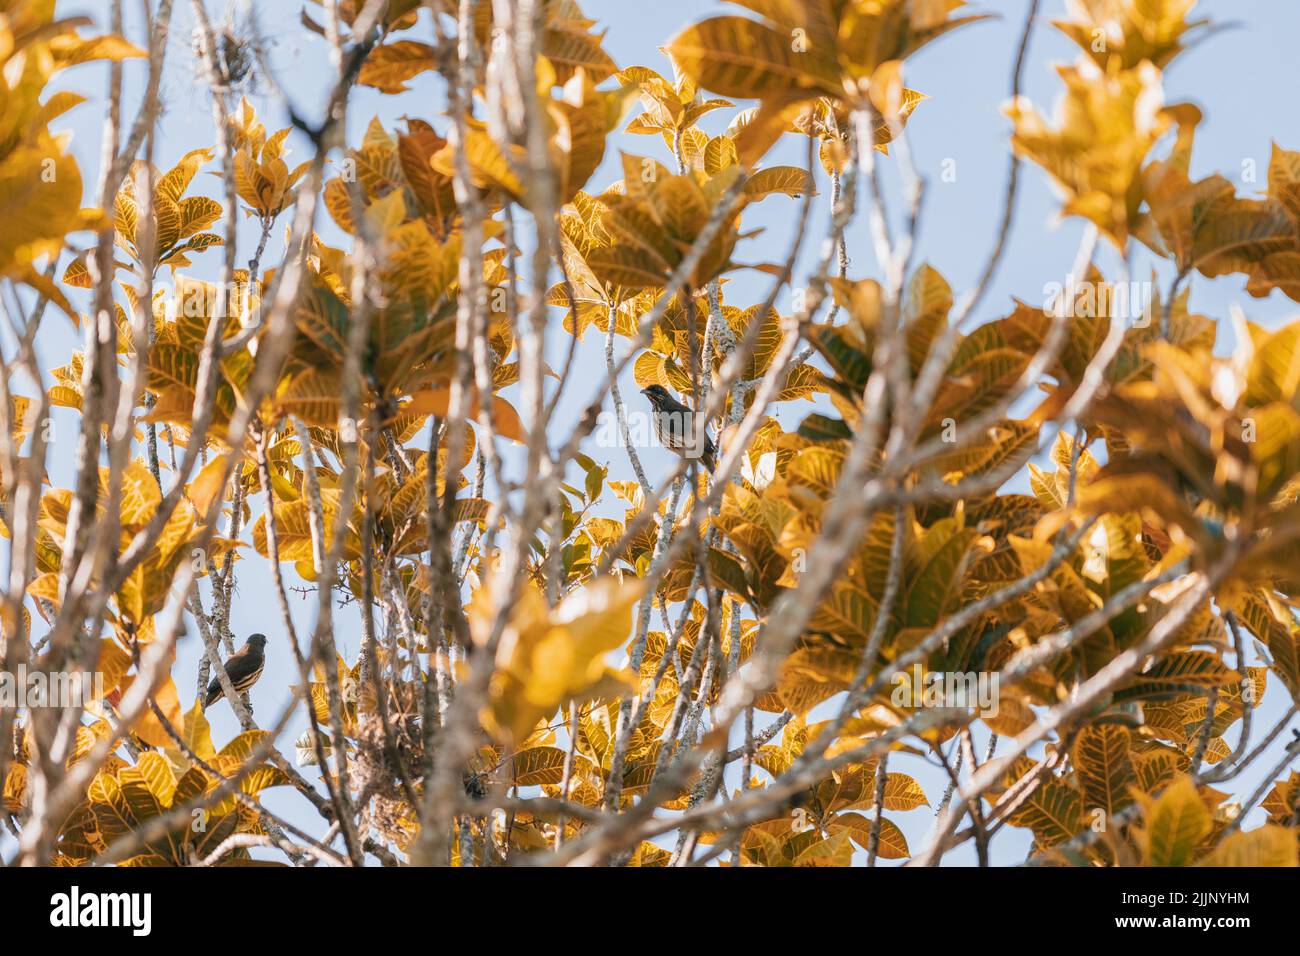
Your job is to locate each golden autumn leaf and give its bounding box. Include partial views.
[476,577,644,744]
[1006,62,1170,245]
[1134,775,1212,866]
[403,386,528,444]
[1198,825,1298,867]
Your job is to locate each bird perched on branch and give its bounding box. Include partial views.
[641,384,717,472]
[203,633,267,710]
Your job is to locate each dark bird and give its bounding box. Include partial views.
[203,633,267,710]
[641,384,717,472]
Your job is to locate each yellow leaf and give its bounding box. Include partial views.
[123,673,183,749]
[48,33,147,67]
[1199,825,1298,867]
[1135,775,1212,866]
[403,386,528,444]
[1006,62,1170,245]
[478,577,643,744]
[1074,723,1136,818]
[186,456,230,516]
[365,188,407,234]
[358,40,437,94]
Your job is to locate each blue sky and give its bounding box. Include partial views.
[13,0,1300,864]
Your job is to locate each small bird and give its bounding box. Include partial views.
[641,384,717,471]
[203,633,267,710]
